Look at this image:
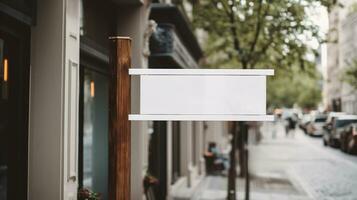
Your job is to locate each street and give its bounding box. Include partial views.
[1,1,355,199]
[191,121,357,200]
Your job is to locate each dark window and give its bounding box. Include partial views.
[80,0,115,52]
[315,118,327,123]
[172,121,181,184]
[335,119,357,128]
[0,15,30,200]
[148,121,167,199]
[0,0,36,21]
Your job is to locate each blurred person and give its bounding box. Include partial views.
[207,142,229,170]
[285,115,297,137]
[272,109,283,139]
[272,114,278,139]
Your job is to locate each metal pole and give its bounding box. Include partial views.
[227,122,237,200]
[233,121,251,200]
[238,122,245,178]
[245,147,250,200]
[109,36,131,200]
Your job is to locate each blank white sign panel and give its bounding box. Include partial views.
[140,75,266,115]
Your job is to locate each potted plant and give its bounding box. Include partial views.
[78,188,101,200]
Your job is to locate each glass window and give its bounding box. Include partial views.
[0,27,29,200]
[315,117,327,123]
[335,119,357,128]
[81,68,109,200]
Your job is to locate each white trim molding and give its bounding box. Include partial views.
[129,114,274,121]
[129,68,274,76]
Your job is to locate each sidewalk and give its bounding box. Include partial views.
[251,122,357,200]
[191,121,357,200]
[173,121,357,200]
[183,122,312,200]
[193,175,310,200]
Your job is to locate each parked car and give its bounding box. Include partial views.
[306,114,327,136]
[340,123,357,154]
[324,115,357,147]
[299,114,312,134]
[322,112,345,146]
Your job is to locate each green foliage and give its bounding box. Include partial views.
[267,66,322,109]
[192,0,332,108]
[319,0,343,12]
[193,0,327,69]
[349,2,357,14]
[343,59,357,90]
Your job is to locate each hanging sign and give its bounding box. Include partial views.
[129,69,274,121]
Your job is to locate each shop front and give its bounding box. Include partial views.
[0,1,33,199]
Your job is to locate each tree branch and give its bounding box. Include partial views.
[249,26,277,68]
[227,0,246,68]
[249,0,264,55]
[210,0,241,55]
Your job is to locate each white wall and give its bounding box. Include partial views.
[338,0,357,113]
[204,122,229,152]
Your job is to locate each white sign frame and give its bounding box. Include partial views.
[129,69,274,121]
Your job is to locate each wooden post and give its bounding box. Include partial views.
[109,36,131,200]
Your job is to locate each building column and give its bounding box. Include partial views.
[196,121,205,175]
[29,0,80,199]
[180,121,193,187]
[166,121,173,194]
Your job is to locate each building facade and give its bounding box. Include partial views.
[339,1,357,114]
[0,0,229,199]
[326,4,341,112]
[326,0,357,114]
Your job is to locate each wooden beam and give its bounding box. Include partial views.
[109,36,131,200]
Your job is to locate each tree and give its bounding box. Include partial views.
[191,0,336,199]
[267,65,322,109]
[193,0,327,70]
[343,59,357,90]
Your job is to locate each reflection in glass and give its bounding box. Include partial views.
[3,58,8,82]
[82,70,109,199]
